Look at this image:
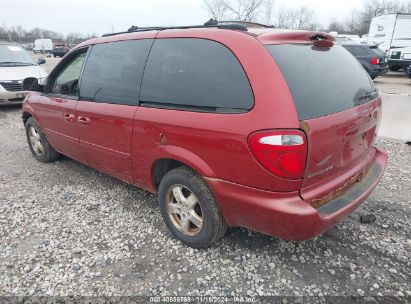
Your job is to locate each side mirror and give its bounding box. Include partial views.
[37,58,46,65]
[23,77,44,92]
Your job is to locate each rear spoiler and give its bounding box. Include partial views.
[257,31,335,47]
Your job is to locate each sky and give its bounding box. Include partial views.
[0,0,363,36]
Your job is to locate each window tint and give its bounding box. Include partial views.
[80,39,153,105]
[51,52,86,96]
[266,44,377,120]
[140,38,254,112]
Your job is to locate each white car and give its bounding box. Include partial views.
[0,42,48,105]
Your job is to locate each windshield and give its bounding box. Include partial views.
[0,45,37,66]
[266,44,377,120]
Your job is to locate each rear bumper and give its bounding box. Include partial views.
[369,67,389,78]
[53,50,68,57]
[206,148,387,241]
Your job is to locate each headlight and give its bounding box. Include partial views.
[37,78,46,85]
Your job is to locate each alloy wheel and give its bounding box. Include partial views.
[166,185,203,236]
[28,126,44,156]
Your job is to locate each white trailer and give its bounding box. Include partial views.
[367,13,411,70]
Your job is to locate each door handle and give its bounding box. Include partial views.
[78,116,90,124]
[54,98,64,103]
[63,113,75,122]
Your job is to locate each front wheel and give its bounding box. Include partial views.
[25,117,60,162]
[158,167,227,248]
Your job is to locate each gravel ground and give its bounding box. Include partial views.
[374,74,411,96]
[0,107,410,301]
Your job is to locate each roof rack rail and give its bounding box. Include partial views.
[206,19,275,28]
[102,19,252,37]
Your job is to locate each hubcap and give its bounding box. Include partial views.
[28,126,44,156]
[166,185,203,236]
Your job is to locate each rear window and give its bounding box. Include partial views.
[266,44,377,120]
[371,47,386,56]
[343,45,370,56]
[140,38,254,113]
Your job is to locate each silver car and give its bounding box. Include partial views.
[0,42,48,105]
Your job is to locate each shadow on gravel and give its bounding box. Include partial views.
[0,104,22,119]
[0,104,22,111]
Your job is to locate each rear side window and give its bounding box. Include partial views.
[266,44,377,120]
[80,39,153,105]
[140,38,254,113]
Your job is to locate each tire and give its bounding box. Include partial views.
[158,167,227,248]
[25,117,60,162]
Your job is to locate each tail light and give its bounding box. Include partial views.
[248,130,307,180]
[370,57,380,65]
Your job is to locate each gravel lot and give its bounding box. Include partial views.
[0,60,410,301]
[0,109,410,301]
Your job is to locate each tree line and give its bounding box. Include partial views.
[1,0,411,44]
[0,25,97,45]
[204,0,411,35]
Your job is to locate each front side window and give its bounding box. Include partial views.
[140,38,254,113]
[79,39,153,105]
[51,51,86,96]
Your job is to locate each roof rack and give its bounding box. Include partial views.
[102,19,274,37]
[206,19,275,28]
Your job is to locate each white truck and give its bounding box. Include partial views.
[33,39,53,54]
[367,13,411,70]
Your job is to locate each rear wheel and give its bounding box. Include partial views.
[25,117,60,162]
[158,167,227,248]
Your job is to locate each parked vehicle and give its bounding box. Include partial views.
[406,64,411,78]
[331,33,367,44]
[21,22,388,248]
[22,43,34,52]
[341,44,389,79]
[367,13,411,71]
[33,39,53,54]
[0,42,47,105]
[53,43,71,57]
[388,47,411,71]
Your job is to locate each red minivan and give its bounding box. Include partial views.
[21,22,387,248]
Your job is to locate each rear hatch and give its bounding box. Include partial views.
[266,43,382,206]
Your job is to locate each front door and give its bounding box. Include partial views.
[35,49,88,163]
